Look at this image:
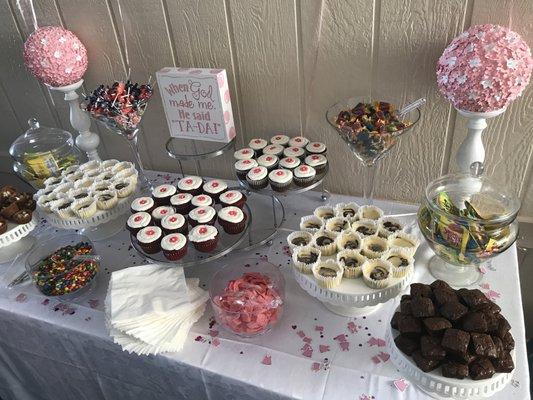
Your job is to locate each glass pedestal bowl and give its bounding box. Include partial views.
[418,173,520,286]
[209,258,285,338]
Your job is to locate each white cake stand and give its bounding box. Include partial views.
[40,196,131,241]
[0,216,38,264]
[386,319,514,399]
[293,266,413,317]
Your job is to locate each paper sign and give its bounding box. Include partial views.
[156,67,236,143]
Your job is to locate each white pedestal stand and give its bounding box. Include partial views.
[49,79,101,161]
[455,108,506,173]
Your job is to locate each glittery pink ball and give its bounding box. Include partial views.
[23,26,88,87]
[436,24,533,112]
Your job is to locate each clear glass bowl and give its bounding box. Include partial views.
[418,173,520,286]
[25,233,99,299]
[209,258,285,338]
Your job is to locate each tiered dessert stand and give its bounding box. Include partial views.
[386,315,515,399]
[0,215,38,263]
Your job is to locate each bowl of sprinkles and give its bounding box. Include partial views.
[25,233,99,298]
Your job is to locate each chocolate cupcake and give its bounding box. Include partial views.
[279,157,301,171]
[170,193,193,214]
[0,217,7,235]
[262,144,284,157]
[1,202,20,219]
[161,213,187,235]
[283,147,306,160]
[270,134,290,147]
[312,260,343,289]
[257,154,279,171]
[268,169,293,192]
[191,194,213,208]
[287,231,313,249]
[292,245,321,274]
[304,154,328,173]
[131,196,155,214]
[249,138,268,155]
[288,136,309,148]
[234,148,255,160]
[217,206,247,234]
[299,215,324,233]
[203,179,228,202]
[293,165,316,187]
[235,159,258,180]
[336,249,365,278]
[136,226,163,254]
[312,229,338,256]
[219,190,247,209]
[161,233,188,261]
[188,206,216,227]
[177,176,203,195]
[246,166,269,189]
[152,184,177,206]
[151,206,175,226]
[362,259,393,289]
[361,236,389,259]
[306,141,327,155]
[188,224,219,252]
[127,212,152,235]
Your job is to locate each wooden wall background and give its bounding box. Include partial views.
[1,0,532,219]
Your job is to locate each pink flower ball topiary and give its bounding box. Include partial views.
[436,24,532,112]
[23,26,88,87]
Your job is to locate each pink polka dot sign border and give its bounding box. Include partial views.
[156,67,236,143]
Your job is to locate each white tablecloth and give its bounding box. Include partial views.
[0,172,529,400]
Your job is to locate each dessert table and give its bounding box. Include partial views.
[0,171,529,400]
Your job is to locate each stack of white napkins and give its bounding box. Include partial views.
[105,264,208,355]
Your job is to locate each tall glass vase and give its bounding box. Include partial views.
[123,127,152,192]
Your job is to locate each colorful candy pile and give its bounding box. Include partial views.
[83,81,153,132]
[418,192,514,265]
[32,242,98,296]
[213,272,283,335]
[334,102,411,163]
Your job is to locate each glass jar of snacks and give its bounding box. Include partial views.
[9,118,84,189]
[25,233,99,298]
[418,173,520,286]
[209,258,285,337]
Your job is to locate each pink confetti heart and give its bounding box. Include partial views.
[15,293,27,303]
[319,345,330,353]
[371,356,381,364]
[393,378,409,392]
[212,338,220,347]
[297,330,306,338]
[479,283,491,290]
[347,321,359,333]
[378,351,390,362]
[209,329,219,337]
[311,362,321,372]
[315,325,324,332]
[303,337,312,343]
[224,90,230,103]
[261,354,272,365]
[339,341,350,351]
[334,334,347,342]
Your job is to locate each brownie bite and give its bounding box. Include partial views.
[401,298,413,315]
[471,333,497,358]
[390,311,403,330]
[412,350,440,372]
[442,361,469,379]
[441,328,470,357]
[411,283,433,298]
[433,288,459,306]
[495,315,511,339]
[462,312,488,333]
[439,301,468,322]
[502,331,515,351]
[411,297,435,318]
[430,280,453,292]
[395,335,419,356]
[423,317,452,336]
[494,352,514,373]
[469,357,495,380]
[420,335,446,361]
[398,315,422,337]
[458,288,489,310]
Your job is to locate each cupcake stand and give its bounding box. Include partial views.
[166,137,287,251]
[386,317,515,399]
[0,215,38,263]
[40,194,132,241]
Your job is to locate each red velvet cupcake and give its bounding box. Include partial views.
[170,193,193,214]
[161,213,188,235]
[136,226,163,254]
[188,206,216,227]
[161,233,188,261]
[177,176,203,195]
[127,212,152,236]
[219,190,247,209]
[218,206,247,234]
[188,225,219,252]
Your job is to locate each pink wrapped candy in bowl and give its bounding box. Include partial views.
[209,259,285,337]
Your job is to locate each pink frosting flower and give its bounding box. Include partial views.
[436,24,532,112]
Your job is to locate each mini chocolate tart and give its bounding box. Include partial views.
[382,248,414,278]
[361,236,389,259]
[336,231,362,251]
[314,206,335,220]
[362,259,393,289]
[299,215,324,233]
[335,202,360,221]
[325,217,350,233]
[358,205,384,221]
[312,260,343,289]
[336,249,365,278]
[388,232,420,256]
[96,190,118,210]
[351,219,378,236]
[378,217,404,237]
[287,231,313,249]
[292,245,321,274]
[311,229,337,256]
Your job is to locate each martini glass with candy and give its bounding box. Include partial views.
[326,98,423,204]
[83,81,153,191]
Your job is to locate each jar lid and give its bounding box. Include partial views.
[9,118,75,161]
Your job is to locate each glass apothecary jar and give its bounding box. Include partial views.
[9,118,84,189]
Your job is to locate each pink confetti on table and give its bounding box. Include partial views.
[393,378,409,392]
[359,395,373,400]
[195,335,206,343]
[378,351,390,362]
[15,293,27,303]
[339,341,350,351]
[41,299,50,306]
[209,329,219,337]
[303,337,312,343]
[261,354,272,365]
[367,337,386,347]
[371,355,381,364]
[479,283,491,290]
[212,338,220,347]
[88,299,99,309]
[334,334,347,342]
[282,245,292,257]
[319,345,330,353]
[485,289,501,300]
[311,362,321,372]
[301,343,313,358]
[347,321,359,333]
[315,325,324,332]
[297,330,306,338]
[53,303,76,315]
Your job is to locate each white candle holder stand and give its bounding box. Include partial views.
[49,79,101,161]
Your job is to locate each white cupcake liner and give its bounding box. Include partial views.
[312,260,343,289]
[351,218,378,236]
[74,178,95,189]
[96,190,118,210]
[92,182,111,194]
[335,231,362,251]
[52,182,74,197]
[336,249,365,278]
[287,231,313,250]
[37,194,58,213]
[72,198,97,219]
[67,188,92,202]
[311,229,338,256]
[83,168,102,179]
[111,161,135,174]
[381,248,414,278]
[101,159,119,171]
[362,259,393,289]
[50,199,75,219]
[361,236,389,259]
[299,215,324,233]
[64,171,85,183]
[115,167,138,181]
[388,232,420,256]
[377,216,404,238]
[314,206,335,221]
[334,202,360,222]
[114,180,136,198]
[325,217,351,233]
[292,246,321,274]
[358,205,384,221]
